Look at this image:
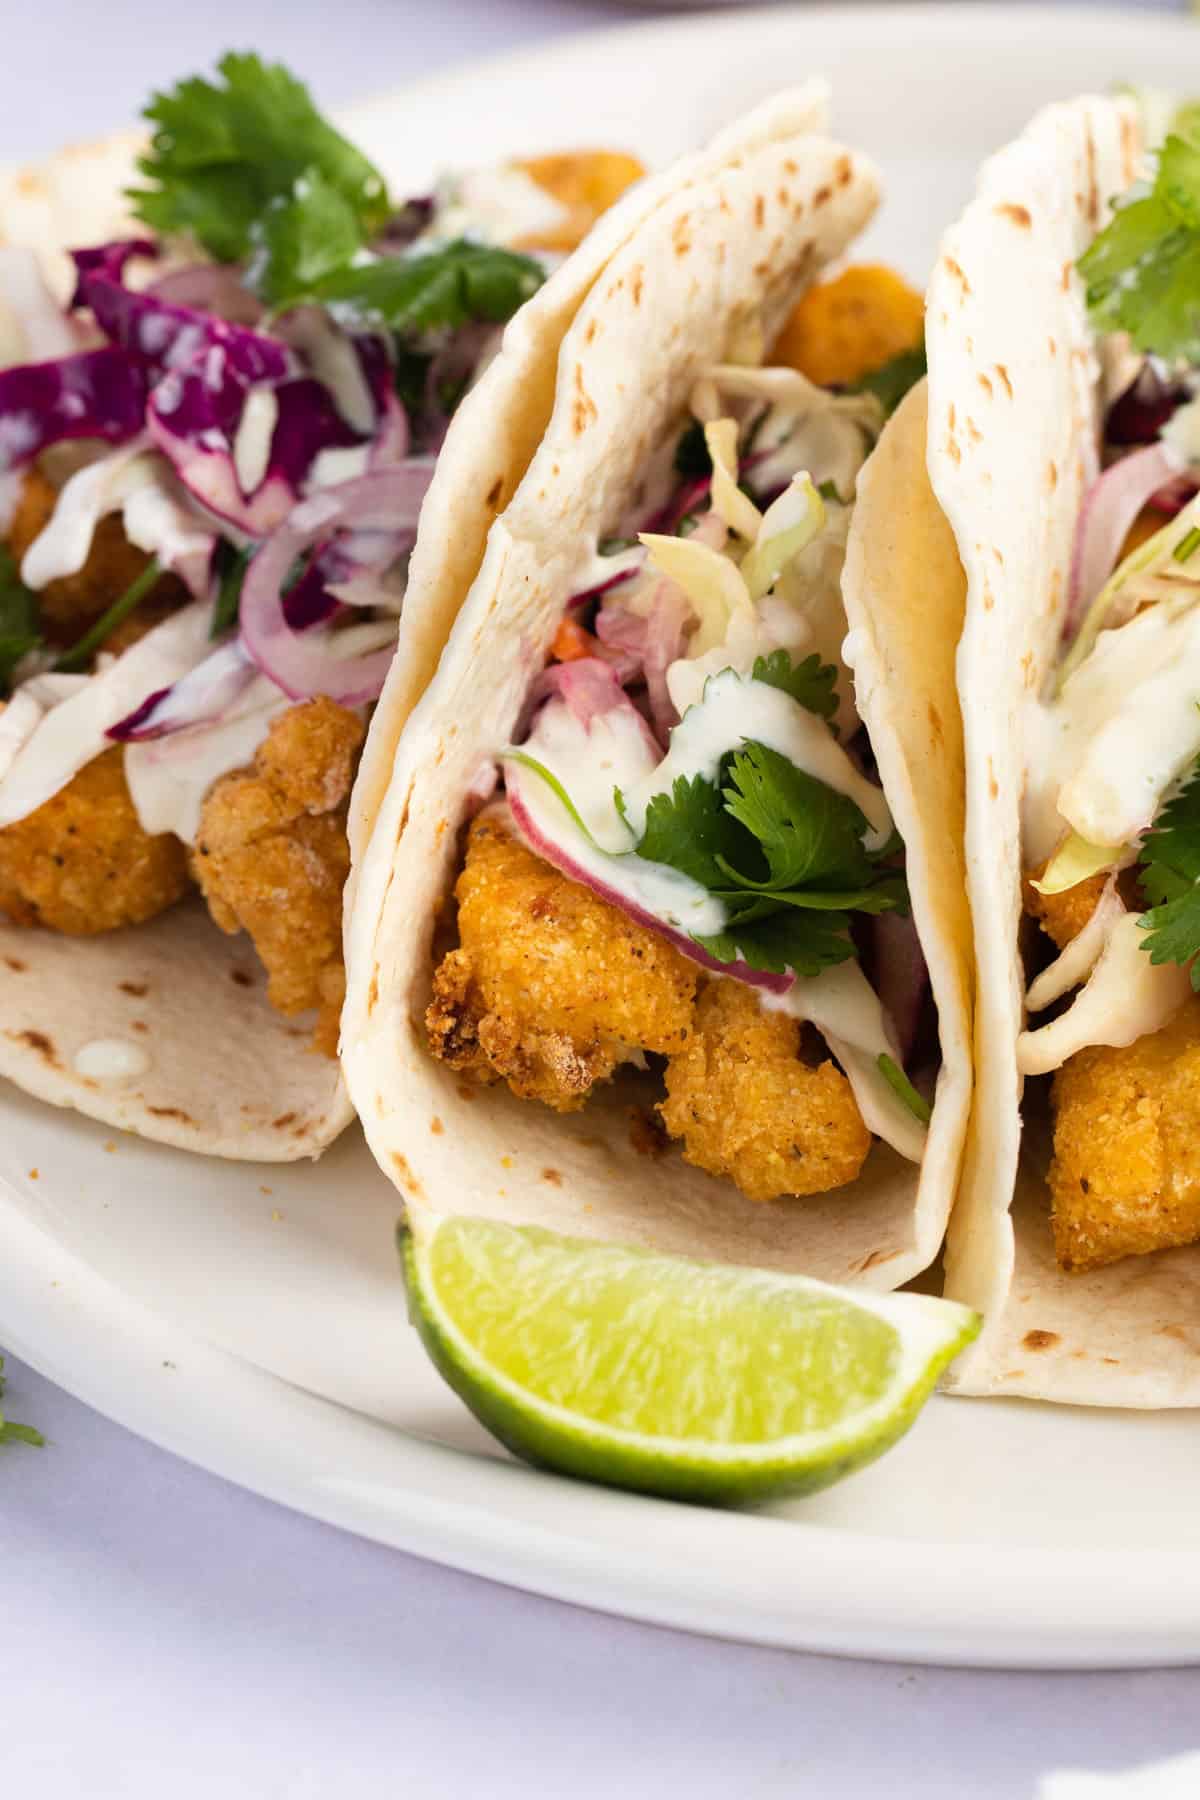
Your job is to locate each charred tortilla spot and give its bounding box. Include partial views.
[457,1082,478,1102]
[11,1028,56,1064]
[672,215,692,257]
[995,363,1013,399]
[367,973,379,1014]
[3,956,27,972]
[753,195,765,228]
[391,1150,423,1197]
[119,981,149,997]
[430,1116,443,1135]
[272,1111,297,1129]
[835,155,853,188]
[132,1020,148,1034]
[230,969,253,988]
[813,184,832,208]
[978,373,993,397]
[943,255,970,294]
[1022,1329,1059,1351]
[996,202,1032,228]
[631,267,644,307]
[988,760,999,800]
[541,1167,562,1186]
[1047,460,1058,492]
[486,476,504,509]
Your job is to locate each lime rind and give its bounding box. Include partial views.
[399,1213,980,1507]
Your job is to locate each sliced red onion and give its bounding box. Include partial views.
[641,473,711,536]
[108,639,258,742]
[147,264,265,326]
[237,466,433,704]
[1064,442,1183,637]
[568,560,644,611]
[506,777,792,995]
[870,910,929,1063]
[640,580,690,743]
[0,348,149,473]
[531,657,634,725]
[1106,365,1187,446]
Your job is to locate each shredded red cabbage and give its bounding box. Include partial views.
[0,349,150,472]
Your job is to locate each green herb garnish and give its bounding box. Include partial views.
[1079,134,1200,364]
[877,1053,932,1124]
[210,544,252,637]
[55,558,162,673]
[1138,752,1200,986]
[0,1356,43,1450]
[749,648,838,721]
[849,343,927,417]
[0,548,43,696]
[129,52,389,270]
[307,239,543,335]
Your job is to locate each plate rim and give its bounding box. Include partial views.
[5,0,1200,1670]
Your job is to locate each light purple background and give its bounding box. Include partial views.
[3,4,1198,1795]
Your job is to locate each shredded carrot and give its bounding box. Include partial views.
[550,616,596,662]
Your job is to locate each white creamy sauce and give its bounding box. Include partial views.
[73,1038,151,1082]
[1023,596,1200,861]
[1017,913,1192,1076]
[232,386,279,497]
[434,165,568,247]
[20,447,212,595]
[125,679,290,844]
[1162,393,1200,469]
[623,670,892,850]
[1025,879,1125,1013]
[507,699,726,935]
[763,960,927,1163]
[0,688,47,784]
[0,602,214,826]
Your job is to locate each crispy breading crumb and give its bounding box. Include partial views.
[514,151,645,253]
[660,978,871,1201]
[192,698,364,1056]
[426,812,696,1111]
[1023,864,1108,950]
[1050,997,1200,1269]
[0,746,189,934]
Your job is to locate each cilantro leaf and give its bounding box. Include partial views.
[697,908,856,979]
[719,744,874,892]
[849,342,927,417]
[0,1355,43,1451]
[627,737,905,976]
[750,649,838,721]
[309,239,544,335]
[249,172,366,308]
[634,771,752,890]
[1079,135,1200,364]
[129,52,389,266]
[1138,755,1200,985]
[0,547,43,696]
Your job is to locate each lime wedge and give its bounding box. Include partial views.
[399,1214,979,1506]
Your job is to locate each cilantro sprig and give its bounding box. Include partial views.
[1079,134,1200,364]
[128,53,545,334]
[0,548,42,697]
[848,343,927,418]
[129,52,389,269]
[623,657,906,976]
[0,1355,43,1451]
[1138,754,1200,985]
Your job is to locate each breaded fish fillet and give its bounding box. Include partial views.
[427,811,696,1110]
[192,698,363,1056]
[0,745,189,934]
[660,977,871,1201]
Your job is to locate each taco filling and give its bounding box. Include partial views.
[426,265,932,1203]
[1016,115,1200,1271]
[0,54,642,1053]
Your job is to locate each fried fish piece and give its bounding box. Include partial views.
[1049,998,1200,1270]
[426,811,696,1111]
[660,977,871,1202]
[514,150,645,252]
[771,264,925,388]
[6,468,183,640]
[1023,863,1109,950]
[0,745,189,934]
[192,698,364,1055]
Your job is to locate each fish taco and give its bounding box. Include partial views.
[343,106,976,1286]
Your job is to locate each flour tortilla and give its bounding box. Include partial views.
[926,95,1200,1403]
[343,121,975,1286]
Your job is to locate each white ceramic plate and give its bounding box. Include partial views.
[4,3,1200,1669]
